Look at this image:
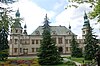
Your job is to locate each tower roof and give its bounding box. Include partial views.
[11,21,22,28]
[83,12,90,29]
[15,9,20,17]
[11,9,22,28]
[24,24,27,28]
[84,12,88,19]
[69,23,71,30]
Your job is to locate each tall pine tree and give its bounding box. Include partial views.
[71,35,82,57]
[83,13,99,60]
[0,26,9,60]
[38,14,62,65]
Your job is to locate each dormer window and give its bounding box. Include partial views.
[52,31,56,35]
[35,31,40,35]
[67,31,71,35]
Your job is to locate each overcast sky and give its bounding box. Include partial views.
[4,0,100,38]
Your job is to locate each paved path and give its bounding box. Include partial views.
[63,58,82,66]
[74,61,81,66]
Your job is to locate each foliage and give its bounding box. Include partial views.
[65,61,77,66]
[68,0,100,22]
[0,0,16,4]
[70,35,83,57]
[89,0,100,22]
[84,21,99,60]
[0,7,14,31]
[0,26,9,61]
[38,15,62,65]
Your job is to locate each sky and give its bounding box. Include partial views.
[2,0,100,38]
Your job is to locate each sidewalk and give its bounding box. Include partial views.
[74,61,81,66]
[63,58,82,66]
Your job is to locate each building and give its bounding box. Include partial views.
[8,10,93,56]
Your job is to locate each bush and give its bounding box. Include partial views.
[65,61,77,66]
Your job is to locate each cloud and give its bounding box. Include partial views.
[8,0,99,38]
[11,0,55,34]
[55,3,99,38]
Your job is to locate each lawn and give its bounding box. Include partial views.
[66,56,91,64]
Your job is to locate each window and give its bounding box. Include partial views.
[15,29,18,33]
[15,39,18,44]
[20,30,22,33]
[52,31,56,35]
[36,48,39,52]
[11,29,12,33]
[14,48,17,53]
[35,31,40,35]
[20,39,23,44]
[83,31,85,34]
[32,48,34,52]
[65,39,68,44]
[36,40,38,44]
[32,40,34,44]
[58,38,62,44]
[20,48,22,53]
[40,40,42,44]
[66,47,68,51]
[52,38,56,43]
[68,39,71,44]
[79,40,81,43]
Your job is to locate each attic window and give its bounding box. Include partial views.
[35,31,40,35]
[67,31,71,35]
[52,31,56,35]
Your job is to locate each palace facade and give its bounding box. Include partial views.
[8,10,94,56]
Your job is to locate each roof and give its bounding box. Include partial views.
[11,21,22,28]
[31,26,75,35]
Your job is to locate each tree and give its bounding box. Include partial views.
[0,0,18,31]
[83,13,99,60]
[0,0,16,4]
[38,14,62,65]
[68,0,100,22]
[70,35,82,57]
[0,7,13,31]
[0,26,9,60]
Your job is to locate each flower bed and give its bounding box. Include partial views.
[0,59,40,66]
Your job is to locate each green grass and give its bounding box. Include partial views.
[8,57,34,60]
[66,56,91,63]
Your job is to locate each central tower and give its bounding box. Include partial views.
[82,12,90,39]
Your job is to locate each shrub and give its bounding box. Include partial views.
[65,61,77,66]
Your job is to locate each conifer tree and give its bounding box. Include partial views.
[83,13,99,60]
[0,26,9,60]
[38,14,62,65]
[71,35,82,57]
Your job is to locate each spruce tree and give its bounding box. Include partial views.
[0,26,9,60]
[38,14,62,65]
[70,35,82,57]
[83,13,99,60]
